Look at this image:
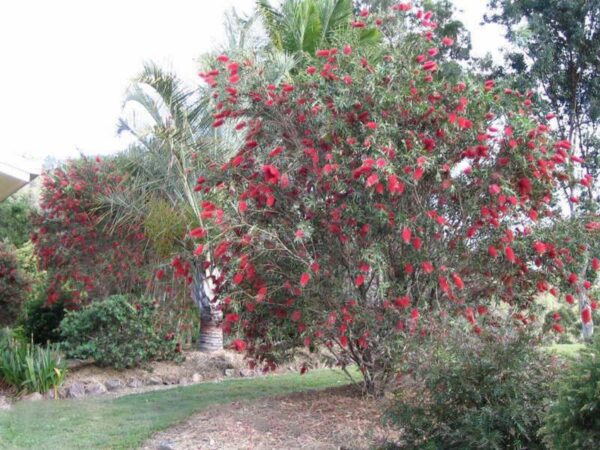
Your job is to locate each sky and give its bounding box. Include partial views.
[0,0,505,169]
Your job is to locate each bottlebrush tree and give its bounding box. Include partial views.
[32,157,150,308]
[196,3,599,392]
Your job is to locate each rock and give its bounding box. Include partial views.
[105,379,123,391]
[224,368,235,377]
[44,390,56,400]
[178,377,190,386]
[67,382,86,399]
[239,368,254,378]
[86,381,107,396]
[191,373,202,383]
[58,387,69,399]
[163,375,179,385]
[0,396,12,410]
[157,440,175,450]
[147,376,163,386]
[127,378,143,388]
[22,392,43,402]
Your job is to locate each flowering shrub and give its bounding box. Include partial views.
[540,334,600,448]
[60,295,183,369]
[32,157,150,307]
[386,325,557,449]
[0,242,30,326]
[194,3,598,392]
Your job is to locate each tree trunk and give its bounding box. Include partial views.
[191,262,223,352]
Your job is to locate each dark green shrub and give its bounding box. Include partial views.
[540,334,600,449]
[386,328,557,450]
[60,295,183,369]
[19,294,66,344]
[0,328,66,395]
[0,242,30,326]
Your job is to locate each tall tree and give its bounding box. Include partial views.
[486,0,600,339]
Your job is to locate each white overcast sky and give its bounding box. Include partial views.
[0,0,504,167]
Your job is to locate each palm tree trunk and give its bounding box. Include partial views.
[577,257,594,341]
[191,262,223,351]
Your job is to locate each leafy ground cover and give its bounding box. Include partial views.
[0,369,350,449]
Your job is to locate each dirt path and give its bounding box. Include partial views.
[143,385,400,450]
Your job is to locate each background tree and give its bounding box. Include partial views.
[0,242,30,326]
[198,3,597,393]
[32,157,150,308]
[485,0,600,339]
[0,193,35,247]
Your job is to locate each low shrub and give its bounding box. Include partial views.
[540,334,600,449]
[19,294,66,344]
[0,328,66,395]
[60,295,183,369]
[0,242,30,326]
[386,327,558,450]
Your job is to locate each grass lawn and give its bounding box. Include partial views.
[0,369,352,450]
[546,342,585,358]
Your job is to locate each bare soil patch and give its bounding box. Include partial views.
[143,385,400,450]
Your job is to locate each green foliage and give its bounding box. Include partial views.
[0,242,30,327]
[0,328,66,395]
[540,334,600,449]
[387,328,557,449]
[60,295,183,369]
[143,197,188,258]
[0,194,35,248]
[14,240,47,299]
[19,294,66,345]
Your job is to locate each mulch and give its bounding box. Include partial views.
[143,385,402,450]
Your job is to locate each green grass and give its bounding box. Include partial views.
[546,343,585,358]
[0,369,352,449]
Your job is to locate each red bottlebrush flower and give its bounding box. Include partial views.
[315,49,330,57]
[262,165,280,184]
[422,261,434,274]
[488,246,498,258]
[238,201,248,213]
[533,241,547,255]
[413,167,424,181]
[366,173,379,187]
[290,310,302,322]
[489,184,501,195]
[306,66,317,75]
[582,307,592,324]
[412,237,422,250]
[395,296,411,309]
[193,244,204,256]
[366,121,377,130]
[422,60,438,72]
[233,272,244,285]
[442,36,454,46]
[300,272,310,287]
[504,246,516,263]
[439,276,450,293]
[568,273,578,284]
[477,305,488,315]
[592,257,600,271]
[404,263,414,274]
[232,339,247,352]
[584,280,592,289]
[311,262,320,273]
[411,308,420,320]
[552,323,564,333]
[518,177,533,196]
[225,313,239,323]
[343,44,352,55]
[340,335,349,347]
[465,307,475,324]
[451,273,464,289]
[217,54,229,63]
[355,274,365,287]
[566,294,575,305]
[402,227,412,244]
[156,269,165,281]
[351,21,366,28]
[295,229,305,239]
[190,227,207,238]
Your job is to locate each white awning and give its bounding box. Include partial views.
[0,156,39,201]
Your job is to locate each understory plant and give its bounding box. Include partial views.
[386,323,558,449]
[0,242,30,327]
[60,295,183,369]
[540,334,600,449]
[0,328,66,395]
[191,1,598,393]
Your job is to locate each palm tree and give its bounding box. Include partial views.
[257,0,380,58]
[103,62,234,352]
